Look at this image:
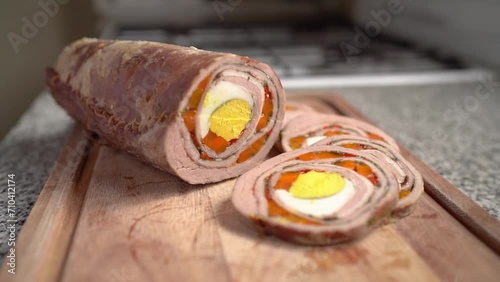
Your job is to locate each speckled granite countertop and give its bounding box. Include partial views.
[1,82,499,257]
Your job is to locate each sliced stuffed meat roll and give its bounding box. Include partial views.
[314,136,424,219]
[232,146,399,245]
[280,112,399,152]
[47,38,285,184]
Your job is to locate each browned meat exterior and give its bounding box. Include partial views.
[314,136,424,219]
[279,112,399,152]
[282,100,316,128]
[232,146,399,245]
[47,38,285,184]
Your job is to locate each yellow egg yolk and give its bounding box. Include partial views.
[289,171,346,199]
[209,99,252,141]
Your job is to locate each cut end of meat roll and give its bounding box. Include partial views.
[46,38,285,184]
[314,136,424,219]
[232,146,400,245]
[280,112,399,152]
[169,54,285,183]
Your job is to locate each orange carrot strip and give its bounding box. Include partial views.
[341,143,364,150]
[289,136,306,150]
[297,152,318,161]
[200,152,213,160]
[275,171,301,190]
[236,134,268,163]
[367,132,385,142]
[257,95,273,131]
[324,130,347,137]
[202,131,229,153]
[336,160,357,170]
[399,189,410,199]
[188,76,210,108]
[182,109,196,132]
[316,151,342,159]
[355,163,373,177]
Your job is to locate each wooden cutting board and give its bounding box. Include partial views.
[2,94,500,282]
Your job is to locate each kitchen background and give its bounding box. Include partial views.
[2,0,500,138]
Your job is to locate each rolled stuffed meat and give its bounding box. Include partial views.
[46,38,285,184]
[314,136,424,219]
[232,146,399,245]
[280,112,399,152]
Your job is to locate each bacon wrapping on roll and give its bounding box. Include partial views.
[314,136,424,219]
[279,112,399,152]
[232,146,399,245]
[46,38,285,184]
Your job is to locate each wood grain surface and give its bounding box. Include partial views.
[2,94,499,282]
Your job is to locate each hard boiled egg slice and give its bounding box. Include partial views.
[198,81,254,141]
[274,171,355,218]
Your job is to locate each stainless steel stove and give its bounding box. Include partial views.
[102,23,489,90]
